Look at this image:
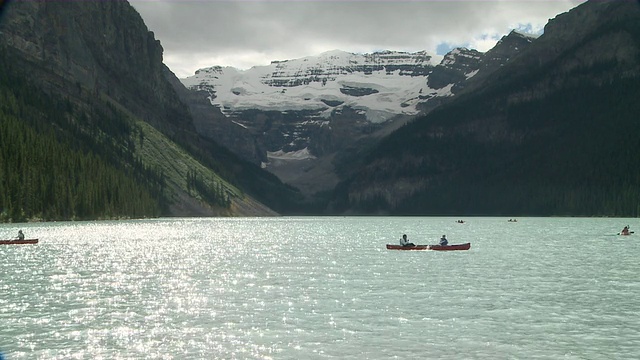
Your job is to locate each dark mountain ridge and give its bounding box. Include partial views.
[0,0,305,221]
[331,0,640,216]
[0,0,190,137]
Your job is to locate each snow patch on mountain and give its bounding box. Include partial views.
[442,48,477,66]
[268,147,316,161]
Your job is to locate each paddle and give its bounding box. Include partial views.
[617,231,634,235]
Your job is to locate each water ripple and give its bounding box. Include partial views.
[1,217,639,359]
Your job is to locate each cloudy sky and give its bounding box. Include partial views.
[129,0,586,78]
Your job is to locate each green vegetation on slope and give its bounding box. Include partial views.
[0,49,237,222]
[132,119,240,213]
[0,60,164,221]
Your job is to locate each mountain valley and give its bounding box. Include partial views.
[181,31,535,195]
[1,0,639,220]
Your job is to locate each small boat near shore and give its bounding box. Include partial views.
[0,239,39,245]
[386,243,471,251]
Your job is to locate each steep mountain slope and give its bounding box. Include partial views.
[182,37,531,195]
[164,67,266,165]
[332,0,640,216]
[0,0,293,219]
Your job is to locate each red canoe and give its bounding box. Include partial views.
[0,238,39,245]
[386,243,471,251]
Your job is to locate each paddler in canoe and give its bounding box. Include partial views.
[400,234,415,247]
[619,225,631,235]
[439,234,448,246]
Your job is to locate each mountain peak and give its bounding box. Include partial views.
[507,29,540,40]
[182,49,442,123]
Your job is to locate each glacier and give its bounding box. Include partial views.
[181,49,468,124]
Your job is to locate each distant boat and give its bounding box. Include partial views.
[0,239,39,245]
[386,243,471,251]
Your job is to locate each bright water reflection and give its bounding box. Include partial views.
[1,217,639,359]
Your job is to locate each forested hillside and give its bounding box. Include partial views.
[0,0,310,221]
[336,77,640,216]
[332,0,640,217]
[0,51,165,221]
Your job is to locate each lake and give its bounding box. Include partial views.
[1,217,639,359]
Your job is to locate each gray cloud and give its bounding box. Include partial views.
[130,0,586,78]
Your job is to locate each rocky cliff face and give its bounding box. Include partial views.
[451,30,536,95]
[0,0,279,216]
[470,0,640,101]
[163,67,267,164]
[427,48,482,90]
[0,0,195,139]
[0,0,270,171]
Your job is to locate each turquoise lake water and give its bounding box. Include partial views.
[1,217,639,359]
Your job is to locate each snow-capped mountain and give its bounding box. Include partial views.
[182,50,466,124]
[179,35,531,195]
